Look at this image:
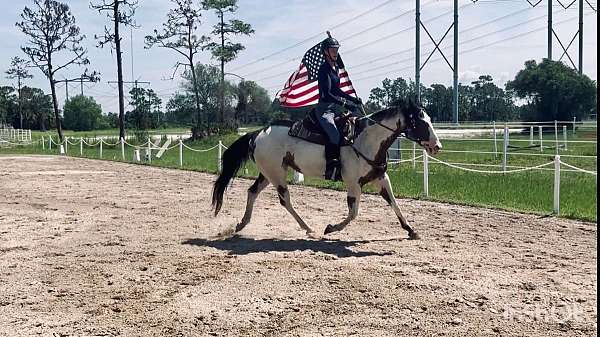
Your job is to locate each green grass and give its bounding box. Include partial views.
[1,128,596,222]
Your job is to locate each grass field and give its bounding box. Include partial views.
[1,126,596,222]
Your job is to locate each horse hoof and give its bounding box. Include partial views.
[408,231,420,240]
[324,224,337,235]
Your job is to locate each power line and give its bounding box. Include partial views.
[350,8,549,77]
[245,2,443,80]
[344,1,478,55]
[262,4,535,85]
[245,1,474,80]
[229,0,400,73]
[352,12,588,82]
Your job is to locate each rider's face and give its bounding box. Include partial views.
[325,47,339,61]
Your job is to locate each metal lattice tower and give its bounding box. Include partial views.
[414,0,596,124]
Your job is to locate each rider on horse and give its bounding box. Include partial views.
[316,37,363,180]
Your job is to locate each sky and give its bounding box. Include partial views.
[0,0,597,114]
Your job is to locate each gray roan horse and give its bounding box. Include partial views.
[212,100,442,239]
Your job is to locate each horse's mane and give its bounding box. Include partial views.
[365,99,409,123]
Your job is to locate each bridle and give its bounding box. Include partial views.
[352,105,427,169]
[356,105,397,134]
[351,105,401,169]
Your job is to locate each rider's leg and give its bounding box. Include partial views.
[317,108,341,180]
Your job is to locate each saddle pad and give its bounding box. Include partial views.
[288,120,329,145]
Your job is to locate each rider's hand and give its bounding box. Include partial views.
[346,101,360,113]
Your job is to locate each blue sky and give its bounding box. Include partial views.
[1,0,597,114]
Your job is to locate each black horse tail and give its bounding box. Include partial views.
[212,130,260,216]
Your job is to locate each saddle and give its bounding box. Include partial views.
[286,108,356,146]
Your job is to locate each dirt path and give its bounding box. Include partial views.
[0,155,596,337]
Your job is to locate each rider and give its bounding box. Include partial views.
[316,36,362,180]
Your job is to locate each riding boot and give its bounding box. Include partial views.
[324,142,342,181]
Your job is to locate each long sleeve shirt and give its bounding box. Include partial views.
[317,61,358,106]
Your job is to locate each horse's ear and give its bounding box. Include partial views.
[408,96,417,109]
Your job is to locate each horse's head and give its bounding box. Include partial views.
[399,99,442,155]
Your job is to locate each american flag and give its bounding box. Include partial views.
[278,41,357,108]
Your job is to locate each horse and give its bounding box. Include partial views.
[211,100,442,240]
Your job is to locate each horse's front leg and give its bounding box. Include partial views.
[324,183,361,235]
[375,173,419,240]
[276,184,319,239]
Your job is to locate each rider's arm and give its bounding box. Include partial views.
[330,80,360,105]
[318,64,345,107]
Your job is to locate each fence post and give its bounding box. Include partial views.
[49,136,52,150]
[64,137,68,154]
[412,142,416,169]
[554,120,559,155]
[423,149,429,197]
[100,140,103,159]
[179,139,183,167]
[293,170,304,184]
[538,126,543,153]
[562,125,568,151]
[28,130,31,141]
[79,137,83,156]
[553,155,560,214]
[502,126,509,171]
[397,137,402,161]
[218,140,223,173]
[529,126,534,146]
[493,121,498,158]
[42,136,45,150]
[120,137,125,160]
[572,116,576,136]
[147,137,152,164]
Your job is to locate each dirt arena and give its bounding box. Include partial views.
[0,155,596,337]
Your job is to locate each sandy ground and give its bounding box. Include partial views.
[0,155,596,337]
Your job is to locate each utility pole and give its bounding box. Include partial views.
[453,0,459,124]
[56,74,99,102]
[415,0,421,102]
[109,79,150,129]
[548,0,553,60]
[578,0,583,74]
[414,0,459,123]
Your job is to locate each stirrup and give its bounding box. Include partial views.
[324,160,342,181]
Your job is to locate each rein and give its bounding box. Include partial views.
[351,105,399,169]
[356,105,396,133]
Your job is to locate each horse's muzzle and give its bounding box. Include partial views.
[421,140,442,155]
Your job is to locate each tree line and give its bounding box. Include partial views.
[365,59,596,123]
[3,0,254,141]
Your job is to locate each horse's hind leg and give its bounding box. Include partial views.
[236,173,270,232]
[375,173,420,240]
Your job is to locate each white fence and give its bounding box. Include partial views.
[9,120,598,217]
[0,127,32,144]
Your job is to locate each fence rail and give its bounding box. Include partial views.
[3,118,596,218]
[0,127,32,143]
[21,129,595,217]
